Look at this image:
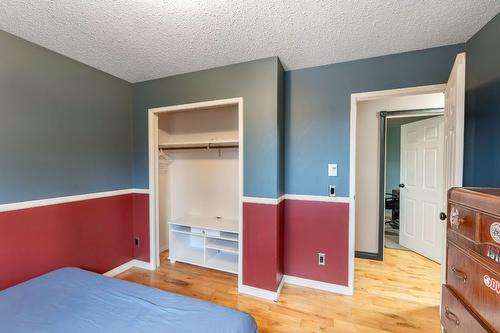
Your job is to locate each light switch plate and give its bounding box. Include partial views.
[328,163,338,177]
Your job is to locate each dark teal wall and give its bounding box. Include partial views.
[464,13,500,187]
[0,31,133,204]
[132,57,281,198]
[284,44,464,197]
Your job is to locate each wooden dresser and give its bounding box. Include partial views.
[442,188,500,333]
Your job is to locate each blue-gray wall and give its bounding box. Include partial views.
[0,31,133,204]
[132,57,282,198]
[464,13,500,187]
[386,126,401,192]
[7,21,497,204]
[284,44,464,197]
[277,60,285,196]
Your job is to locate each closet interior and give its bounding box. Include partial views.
[157,103,240,274]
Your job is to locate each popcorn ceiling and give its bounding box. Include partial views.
[0,0,498,82]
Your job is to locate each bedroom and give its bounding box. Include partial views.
[1,1,499,332]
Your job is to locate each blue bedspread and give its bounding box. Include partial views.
[0,267,258,333]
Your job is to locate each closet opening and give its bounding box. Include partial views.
[148,98,243,287]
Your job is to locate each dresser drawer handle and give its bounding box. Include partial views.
[451,266,467,283]
[444,307,460,327]
[450,208,464,228]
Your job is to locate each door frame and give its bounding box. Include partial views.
[379,109,444,261]
[350,84,448,262]
[147,97,244,287]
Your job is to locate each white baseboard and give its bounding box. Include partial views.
[103,259,154,277]
[283,275,353,295]
[239,283,281,302]
[276,275,285,297]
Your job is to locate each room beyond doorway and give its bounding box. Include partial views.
[383,112,444,262]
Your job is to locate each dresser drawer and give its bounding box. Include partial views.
[479,214,500,265]
[448,204,478,242]
[447,242,499,330]
[441,285,490,333]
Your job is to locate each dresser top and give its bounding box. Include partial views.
[449,187,500,216]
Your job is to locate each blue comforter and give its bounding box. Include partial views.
[0,267,258,333]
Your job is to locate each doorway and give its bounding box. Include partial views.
[382,111,444,262]
[350,53,465,295]
[353,90,446,260]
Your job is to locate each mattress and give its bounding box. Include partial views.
[0,267,258,333]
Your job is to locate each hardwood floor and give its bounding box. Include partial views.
[116,249,440,333]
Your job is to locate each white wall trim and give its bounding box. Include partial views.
[103,259,154,277]
[0,188,150,213]
[242,194,351,205]
[284,194,350,203]
[149,98,243,114]
[242,195,285,205]
[131,188,150,194]
[283,275,353,295]
[239,284,281,302]
[351,84,446,102]
[149,97,244,272]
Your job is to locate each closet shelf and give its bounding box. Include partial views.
[169,215,239,234]
[159,139,238,151]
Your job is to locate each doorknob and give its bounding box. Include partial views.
[398,184,405,188]
[440,212,447,221]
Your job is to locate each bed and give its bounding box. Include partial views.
[0,267,258,333]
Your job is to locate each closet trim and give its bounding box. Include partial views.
[148,97,244,288]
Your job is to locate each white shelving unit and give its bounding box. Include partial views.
[169,215,239,274]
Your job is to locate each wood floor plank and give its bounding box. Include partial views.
[116,249,440,332]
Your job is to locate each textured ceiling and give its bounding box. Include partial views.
[1,1,499,83]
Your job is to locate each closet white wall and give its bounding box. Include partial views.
[157,104,240,267]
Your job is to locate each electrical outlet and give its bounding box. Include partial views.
[318,253,326,266]
[134,237,140,247]
[329,185,336,197]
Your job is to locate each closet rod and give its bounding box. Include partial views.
[159,145,239,151]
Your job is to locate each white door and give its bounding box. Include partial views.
[443,53,465,194]
[400,116,444,262]
[440,53,466,277]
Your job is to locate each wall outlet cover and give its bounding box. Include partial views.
[318,253,326,266]
[329,185,336,197]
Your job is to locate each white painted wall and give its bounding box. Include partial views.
[355,93,444,254]
[157,105,239,252]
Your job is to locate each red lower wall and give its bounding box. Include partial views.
[242,199,349,291]
[284,200,349,286]
[276,200,284,286]
[243,201,284,291]
[0,194,135,290]
[0,192,348,292]
[132,193,150,262]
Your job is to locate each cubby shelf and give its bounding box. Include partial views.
[168,215,239,274]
